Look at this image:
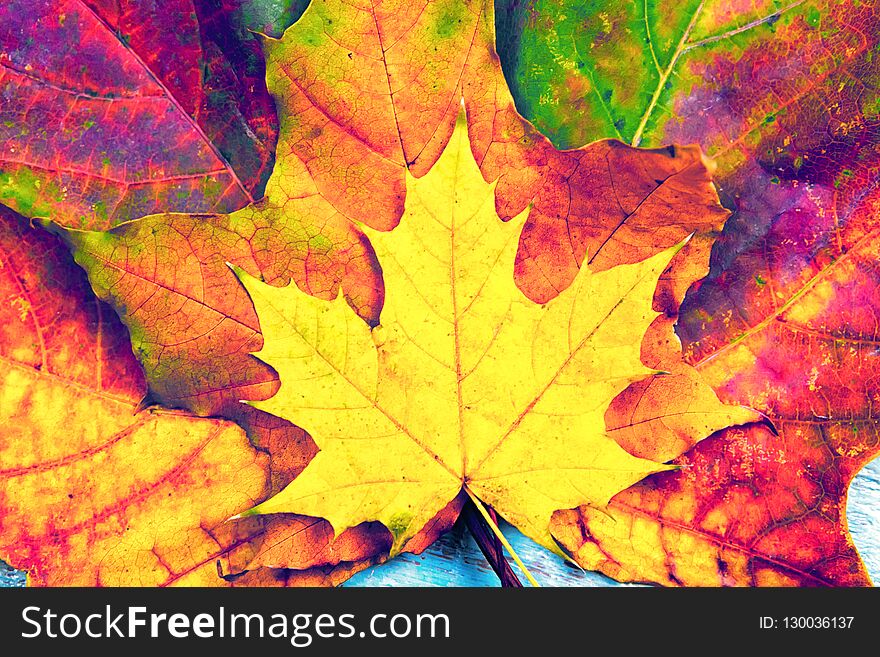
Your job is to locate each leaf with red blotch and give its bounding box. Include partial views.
[0,0,278,227]
[560,210,879,587]
[504,0,880,585]
[654,179,879,586]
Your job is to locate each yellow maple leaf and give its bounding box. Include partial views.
[234,112,678,559]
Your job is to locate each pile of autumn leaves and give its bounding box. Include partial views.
[1,0,878,587]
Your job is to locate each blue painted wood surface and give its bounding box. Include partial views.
[2,457,879,588]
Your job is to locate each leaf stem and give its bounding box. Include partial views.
[463,486,541,587]
[463,501,523,587]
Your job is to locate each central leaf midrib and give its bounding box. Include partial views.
[450,131,468,479]
[368,0,409,171]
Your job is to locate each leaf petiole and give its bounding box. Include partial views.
[463,486,541,587]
